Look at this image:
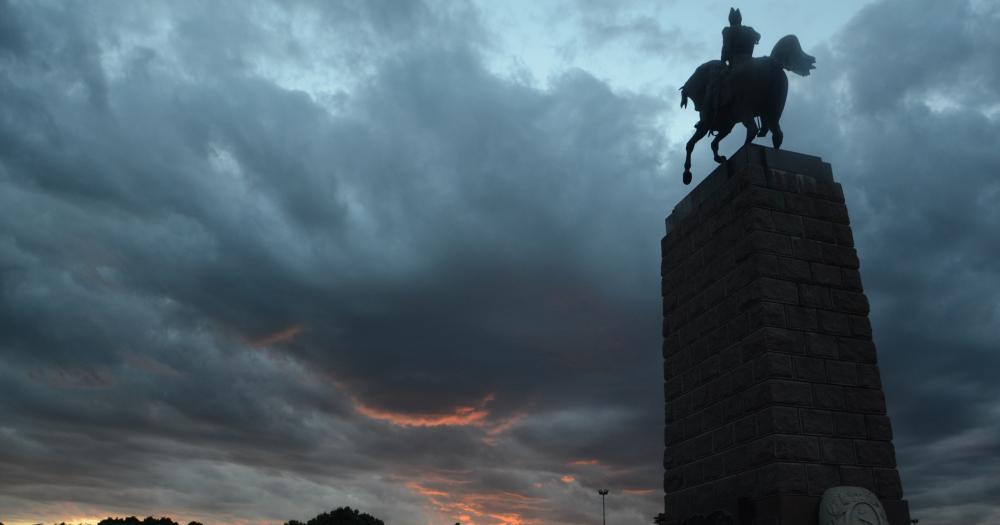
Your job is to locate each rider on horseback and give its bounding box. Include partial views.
[678,9,815,185]
[705,8,760,126]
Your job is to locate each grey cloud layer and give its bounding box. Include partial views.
[1,0,998,524]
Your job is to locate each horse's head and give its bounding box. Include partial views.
[770,35,816,76]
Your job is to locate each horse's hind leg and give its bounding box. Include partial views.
[683,123,709,185]
[711,122,735,163]
[769,120,784,149]
[742,117,758,148]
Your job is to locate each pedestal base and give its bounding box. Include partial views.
[748,494,910,525]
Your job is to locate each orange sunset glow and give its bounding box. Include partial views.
[404,480,545,525]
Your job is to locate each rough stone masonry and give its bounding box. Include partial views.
[660,146,911,525]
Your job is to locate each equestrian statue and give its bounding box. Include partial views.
[679,8,816,184]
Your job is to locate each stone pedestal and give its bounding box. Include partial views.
[660,146,910,524]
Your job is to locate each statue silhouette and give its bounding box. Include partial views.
[679,9,815,185]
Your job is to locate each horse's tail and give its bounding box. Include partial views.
[770,35,816,77]
[681,60,724,112]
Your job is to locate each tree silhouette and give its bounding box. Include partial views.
[97,516,180,525]
[284,507,384,525]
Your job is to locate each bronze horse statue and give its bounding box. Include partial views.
[680,35,816,184]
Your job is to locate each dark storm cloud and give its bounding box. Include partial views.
[0,0,671,523]
[769,1,1000,522]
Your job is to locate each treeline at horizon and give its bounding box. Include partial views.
[2,506,386,525]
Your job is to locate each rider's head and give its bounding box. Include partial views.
[728,7,742,27]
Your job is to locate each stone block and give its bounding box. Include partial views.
[825,360,858,386]
[757,406,801,435]
[784,193,820,217]
[778,256,812,281]
[757,462,808,496]
[743,383,771,412]
[833,412,867,439]
[800,408,836,435]
[774,434,820,461]
[667,423,685,445]
[747,277,800,304]
[818,200,851,224]
[682,367,700,393]
[786,305,819,330]
[857,364,882,388]
[818,310,851,335]
[683,462,703,487]
[704,454,726,481]
[767,379,814,406]
[748,435,777,466]
[713,424,734,452]
[700,354,722,383]
[692,431,714,459]
[771,211,804,235]
[806,464,841,495]
[813,384,846,409]
[724,444,751,474]
[822,244,860,269]
[742,206,775,232]
[666,377,684,398]
[790,236,825,262]
[844,387,886,414]
[719,345,741,372]
[803,217,837,243]
[753,352,793,380]
[855,440,896,467]
[873,468,904,499]
[866,414,894,441]
[805,332,839,358]
[746,301,787,330]
[707,374,732,404]
[799,283,832,308]
[833,224,854,246]
[734,414,757,443]
[732,362,755,391]
[665,467,684,491]
[842,268,864,291]
[691,387,709,415]
[839,466,875,491]
[701,403,724,433]
[830,290,869,315]
[811,262,843,286]
[761,327,806,354]
[739,230,794,260]
[684,416,701,440]
[819,437,857,464]
[792,356,827,382]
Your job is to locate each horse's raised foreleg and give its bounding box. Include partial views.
[711,122,735,163]
[683,123,709,185]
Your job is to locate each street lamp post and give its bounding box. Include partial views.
[598,488,609,525]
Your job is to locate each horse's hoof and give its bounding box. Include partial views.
[683,171,692,185]
[714,155,727,163]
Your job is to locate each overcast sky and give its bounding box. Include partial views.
[1,1,998,524]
